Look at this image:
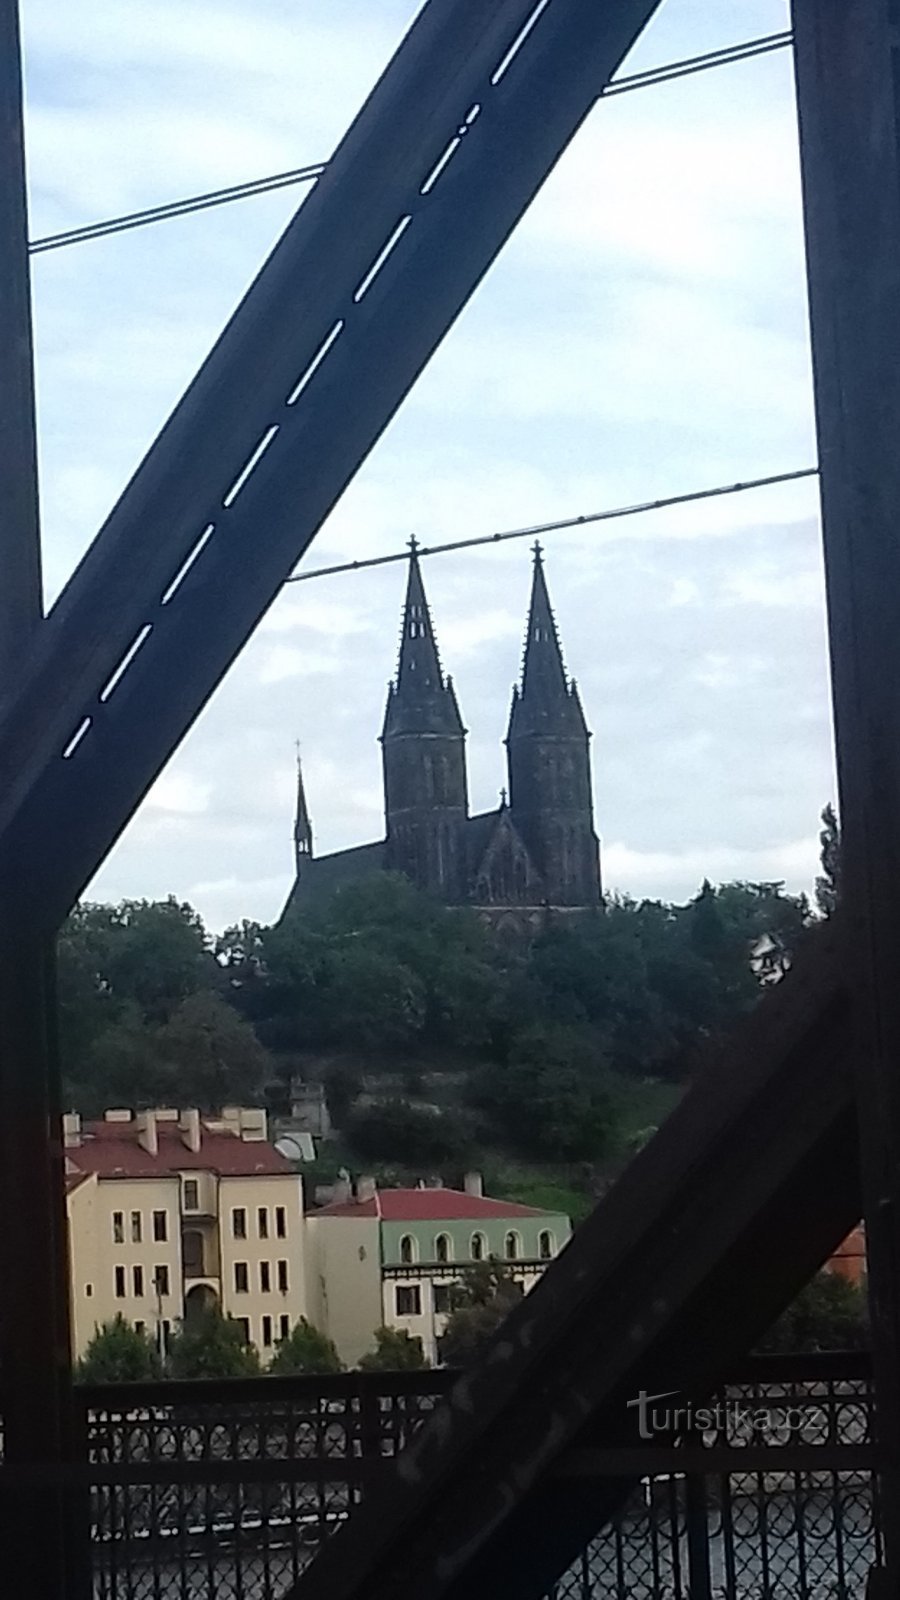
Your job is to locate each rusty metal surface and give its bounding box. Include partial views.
[0,0,661,933]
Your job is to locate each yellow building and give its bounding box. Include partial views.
[64,1107,308,1361]
[307,1177,571,1366]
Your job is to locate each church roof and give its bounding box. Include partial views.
[381,542,466,739]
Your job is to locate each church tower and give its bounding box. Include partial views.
[381,541,469,899]
[505,545,601,907]
[293,748,313,876]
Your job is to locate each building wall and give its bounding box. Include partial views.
[217,1174,307,1359]
[305,1214,382,1367]
[67,1174,184,1358]
[379,1212,570,1363]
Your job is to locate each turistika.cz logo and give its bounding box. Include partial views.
[627,1388,806,1442]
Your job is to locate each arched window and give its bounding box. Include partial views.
[434,1233,452,1264]
[399,1234,416,1265]
[538,1230,554,1260]
[504,1231,520,1261]
[470,1232,487,1262]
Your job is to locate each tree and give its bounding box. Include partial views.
[359,1326,426,1370]
[468,1026,615,1161]
[156,990,270,1110]
[166,1305,261,1379]
[437,1261,523,1368]
[345,1100,470,1166]
[757,1270,868,1353]
[75,1315,163,1383]
[815,803,841,919]
[269,1318,342,1375]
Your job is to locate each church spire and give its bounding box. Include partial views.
[293,745,313,870]
[519,541,569,703]
[507,544,587,739]
[382,540,464,738]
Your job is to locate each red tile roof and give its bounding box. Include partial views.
[68,1120,293,1181]
[315,1187,560,1221]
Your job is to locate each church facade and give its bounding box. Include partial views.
[284,543,602,928]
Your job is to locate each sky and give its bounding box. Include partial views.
[20,0,834,932]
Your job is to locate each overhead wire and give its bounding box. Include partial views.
[283,467,819,586]
[28,32,792,257]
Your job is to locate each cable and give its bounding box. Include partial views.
[28,32,792,257]
[283,466,819,585]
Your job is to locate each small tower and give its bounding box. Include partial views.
[293,746,314,876]
[381,541,469,898]
[505,545,601,907]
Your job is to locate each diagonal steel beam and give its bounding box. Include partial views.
[0,0,662,933]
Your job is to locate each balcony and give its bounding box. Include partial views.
[0,1350,876,1600]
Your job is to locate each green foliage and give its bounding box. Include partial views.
[155,990,268,1111]
[269,1318,342,1375]
[75,1314,163,1383]
[815,803,841,919]
[359,1326,427,1370]
[345,1100,469,1166]
[166,1305,261,1379]
[437,1261,523,1368]
[758,1271,868,1353]
[469,1025,614,1161]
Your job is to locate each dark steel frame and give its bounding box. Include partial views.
[3,0,900,1596]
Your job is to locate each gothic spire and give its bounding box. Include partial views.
[293,745,313,868]
[382,540,464,738]
[507,545,588,739]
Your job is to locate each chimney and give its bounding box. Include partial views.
[179,1108,201,1154]
[239,1108,267,1143]
[220,1106,241,1137]
[463,1171,483,1198]
[104,1108,132,1123]
[137,1109,158,1157]
[356,1175,377,1203]
[331,1176,352,1205]
[62,1112,81,1149]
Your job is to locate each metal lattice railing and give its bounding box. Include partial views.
[0,1354,879,1599]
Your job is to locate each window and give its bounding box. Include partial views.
[232,1207,247,1240]
[183,1230,204,1276]
[504,1231,520,1261]
[234,1262,249,1294]
[275,1206,287,1239]
[538,1229,554,1260]
[277,1259,289,1294]
[237,1317,251,1345]
[262,1315,273,1348]
[131,1211,142,1244]
[134,1320,145,1337]
[433,1283,455,1315]
[395,1285,421,1317]
[133,1265,144,1297]
[114,1266,126,1298]
[257,1207,269,1240]
[279,1314,291,1341]
[183,1179,199,1211]
[161,1320,171,1353]
[470,1232,486,1262]
[260,1261,271,1293]
[112,1211,124,1244]
[434,1233,452,1264]
[154,1264,170,1297]
[399,1234,415,1265]
[152,1210,168,1242]
[85,1283,93,1298]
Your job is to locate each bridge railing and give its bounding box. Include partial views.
[1,1353,879,1599]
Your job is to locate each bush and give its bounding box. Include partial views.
[758,1271,869,1353]
[344,1100,469,1167]
[359,1326,426,1370]
[166,1305,261,1379]
[75,1315,163,1383]
[269,1318,342,1375]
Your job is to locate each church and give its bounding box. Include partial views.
[284,542,602,928]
